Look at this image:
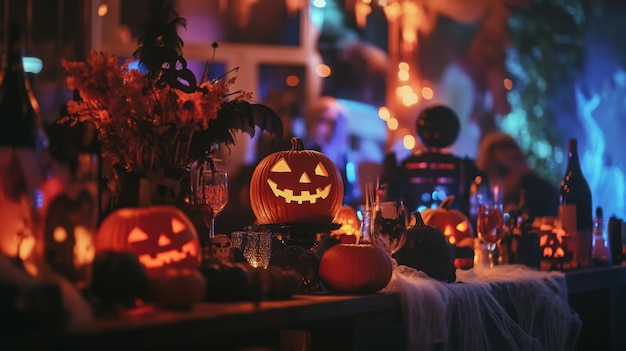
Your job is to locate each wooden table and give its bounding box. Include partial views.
[565,264,626,351]
[9,264,624,351]
[9,293,405,351]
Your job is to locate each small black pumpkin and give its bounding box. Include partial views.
[393,212,456,282]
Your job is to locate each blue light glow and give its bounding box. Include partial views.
[23,56,42,74]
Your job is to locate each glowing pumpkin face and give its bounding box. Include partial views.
[44,190,97,284]
[250,137,344,224]
[95,205,201,278]
[332,205,360,236]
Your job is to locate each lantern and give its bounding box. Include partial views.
[95,205,201,278]
[319,244,392,293]
[420,195,475,269]
[538,221,573,270]
[250,137,344,224]
[43,190,97,285]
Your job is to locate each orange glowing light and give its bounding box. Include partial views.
[403,134,416,150]
[316,64,331,78]
[285,75,300,87]
[503,78,513,90]
[387,118,399,130]
[98,4,108,16]
[378,107,391,121]
[398,70,409,81]
[421,86,434,100]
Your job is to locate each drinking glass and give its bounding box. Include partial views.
[193,170,228,243]
[477,203,504,268]
[372,200,407,254]
[231,231,272,268]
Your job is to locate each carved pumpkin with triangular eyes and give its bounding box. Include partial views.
[95,205,201,278]
[250,137,344,224]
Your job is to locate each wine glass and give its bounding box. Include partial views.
[476,203,504,268]
[197,170,228,238]
[372,200,408,254]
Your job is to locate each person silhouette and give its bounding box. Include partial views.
[382,105,484,218]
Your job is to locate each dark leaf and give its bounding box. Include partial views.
[188,101,283,161]
[133,0,188,79]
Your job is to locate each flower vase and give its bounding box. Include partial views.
[101,167,211,245]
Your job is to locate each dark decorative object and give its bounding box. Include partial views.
[415,105,460,149]
[269,245,321,292]
[90,250,149,311]
[393,212,456,282]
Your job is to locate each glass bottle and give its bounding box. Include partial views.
[559,138,593,269]
[591,206,611,267]
[0,22,47,264]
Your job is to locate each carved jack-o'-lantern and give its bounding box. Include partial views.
[538,221,572,270]
[44,190,97,283]
[209,234,234,263]
[420,196,475,269]
[332,205,360,236]
[95,205,201,278]
[250,137,344,224]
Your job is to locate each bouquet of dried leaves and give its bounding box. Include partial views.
[59,2,282,177]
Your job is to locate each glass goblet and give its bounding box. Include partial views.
[372,200,408,254]
[196,170,228,239]
[476,203,504,268]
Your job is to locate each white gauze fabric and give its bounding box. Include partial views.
[384,262,582,351]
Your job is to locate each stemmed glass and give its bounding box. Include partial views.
[195,169,228,240]
[372,200,408,254]
[189,155,229,258]
[477,203,504,268]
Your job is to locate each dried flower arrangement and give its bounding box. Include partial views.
[59,1,283,177]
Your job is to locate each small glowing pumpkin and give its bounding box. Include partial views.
[95,205,201,278]
[250,137,344,224]
[420,195,475,269]
[332,205,360,236]
[319,244,392,293]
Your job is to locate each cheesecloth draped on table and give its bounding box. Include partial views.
[382,263,582,351]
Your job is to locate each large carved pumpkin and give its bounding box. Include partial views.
[250,137,344,224]
[420,195,475,269]
[319,244,392,293]
[95,205,201,278]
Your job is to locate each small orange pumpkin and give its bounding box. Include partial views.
[319,244,392,293]
[250,137,344,224]
[95,205,201,278]
[420,195,475,269]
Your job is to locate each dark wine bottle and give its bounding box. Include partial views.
[559,138,593,269]
[0,22,47,261]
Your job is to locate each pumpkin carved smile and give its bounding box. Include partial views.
[137,240,198,269]
[267,179,332,204]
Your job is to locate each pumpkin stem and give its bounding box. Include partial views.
[290,137,305,151]
[413,211,426,227]
[440,195,455,210]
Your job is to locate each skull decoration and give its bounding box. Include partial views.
[209,234,233,263]
[250,137,344,224]
[96,205,201,278]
